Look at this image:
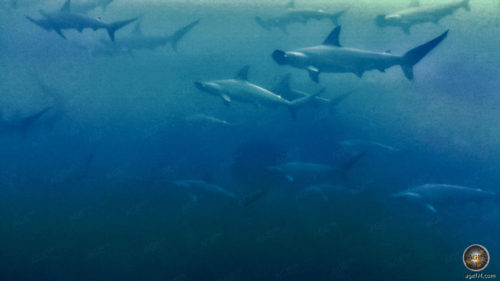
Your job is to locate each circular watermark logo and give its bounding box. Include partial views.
[463,244,490,272]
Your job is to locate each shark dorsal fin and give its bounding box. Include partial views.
[276,73,291,93]
[235,65,250,80]
[61,0,71,12]
[286,0,295,9]
[322,26,342,47]
[409,0,420,7]
[133,22,143,36]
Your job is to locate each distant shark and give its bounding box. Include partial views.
[26,0,138,41]
[193,65,321,119]
[392,184,496,213]
[0,106,52,134]
[272,25,448,82]
[339,139,403,153]
[185,114,234,127]
[92,19,199,55]
[71,0,114,13]
[268,152,365,184]
[375,0,470,34]
[172,179,238,200]
[255,0,347,34]
[301,184,359,201]
[274,73,353,109]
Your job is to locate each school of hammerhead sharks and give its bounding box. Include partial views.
[4,0,498,212]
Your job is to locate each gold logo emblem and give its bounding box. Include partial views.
[463,244,490,272]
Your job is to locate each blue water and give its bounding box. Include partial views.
[0,0,499,280]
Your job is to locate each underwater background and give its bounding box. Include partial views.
[1,0,499,280]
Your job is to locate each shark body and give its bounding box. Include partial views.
[255,1,347,34]
[26,0,137,41]
[272,25,448,82]
[194,66,321,119]
[375,0,470,34]
[392,184,496,213]
[93,19,199,55]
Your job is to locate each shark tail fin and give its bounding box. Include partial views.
[169,19,200,51]
[400,30,448,80]
[327,90,354,110]
[106,17,138,42]
[274,73,292,94]
[287,88,324,120]
[339,152,366,181]
[238,189,267,207]
[19,106,52,135]
[330,8,348,25]
[374,15,387,28]
[102,0,113,11]
[462,0,471,11]
[255,16,271,31]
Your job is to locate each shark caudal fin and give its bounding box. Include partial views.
[461,0,471,11]
[255,16,271,31]
[18,106,52,134]
[400,30,448,80]
[101,0,114,11]
[106,17,138,41]
[327,90,354,109]
[329,8,348,25]
[169,19,200,51]
[287,88,324,120]
[339,152,366,181]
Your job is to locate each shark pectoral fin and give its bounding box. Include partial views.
[220,94,231,106]
[279,25,289,34]
[425,204,437,213]
[355,70,364,78]
[307,66,320,83]
[285,175,294,182]
[55,29,66,39]
[401,25,411,34]
[132,22,143,36]
[273,73,292,95]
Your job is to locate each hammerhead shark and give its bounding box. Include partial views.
[272,25,448,82]
[194,66,322,119]
[26,0,138,41]
[375,0,470,34]
[94,19,200,54]
[255,0,347,34]
[0,107,52,135]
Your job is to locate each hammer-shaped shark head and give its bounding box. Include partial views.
[193,81,223,97]
[272,50,289,65]
[272,50,309,68]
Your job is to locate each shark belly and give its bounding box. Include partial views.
[219,81,288,107]
[301,47,401,74]
[49,13,105,30]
